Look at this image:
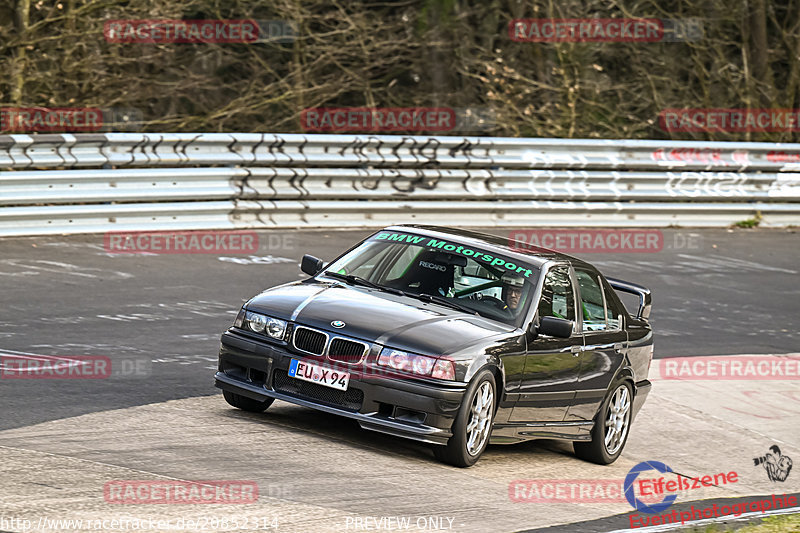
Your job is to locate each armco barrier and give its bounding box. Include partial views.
[1,133,799,236]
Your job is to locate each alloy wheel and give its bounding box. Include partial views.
[604,384,631,455]
[465,381,494,456]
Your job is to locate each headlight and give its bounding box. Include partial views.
[244,311,287,340]
[377,348,455,380]
[246,311,267,332]
[264,316,287,339]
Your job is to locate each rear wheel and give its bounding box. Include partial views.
[574,379,633,465]
[433,369,496,468]
[223,390,274,413]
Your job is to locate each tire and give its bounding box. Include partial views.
[574,379,633,465]
[433,369,496,468]
[223,390,274,413]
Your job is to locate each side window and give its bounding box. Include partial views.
[576,270,607,331]
[602,280,623,330]
[538,266,575,322]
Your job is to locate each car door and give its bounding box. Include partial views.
[566,268,628,422]
[508,264,583,422]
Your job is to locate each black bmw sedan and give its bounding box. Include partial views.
[215,225,653,467]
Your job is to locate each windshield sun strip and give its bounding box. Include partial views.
[368,231,537,282]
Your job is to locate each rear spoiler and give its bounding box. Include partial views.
[606,277,651,321]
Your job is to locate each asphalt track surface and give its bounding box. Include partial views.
[1,227,798,431]
[0,227,798,533]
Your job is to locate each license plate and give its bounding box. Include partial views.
[288,359,349,391]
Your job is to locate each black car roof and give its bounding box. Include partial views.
[385,224,593,270]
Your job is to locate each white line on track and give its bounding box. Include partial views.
[0,348,88,371]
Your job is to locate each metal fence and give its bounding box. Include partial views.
[1,133,799,236]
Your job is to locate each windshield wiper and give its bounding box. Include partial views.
[323,271,405,296]
[416,293,478,315]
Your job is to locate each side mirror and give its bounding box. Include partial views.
[301,254,324,276]
[536,316,574,339]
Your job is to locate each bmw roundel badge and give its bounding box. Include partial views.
[331,320,346,328]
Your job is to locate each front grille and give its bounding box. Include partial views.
[293,326,327,356]
[327,338,368,364]
[273,369,363,412]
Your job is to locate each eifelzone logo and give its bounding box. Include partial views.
[625,461,678,514]
[419,261,446,272]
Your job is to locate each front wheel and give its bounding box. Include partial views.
[223,390,274,413]
[433,369,496,468]
[574,379,633,465]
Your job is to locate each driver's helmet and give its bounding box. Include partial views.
[501,273,525,312]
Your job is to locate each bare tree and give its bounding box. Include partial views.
[0,0,795,140]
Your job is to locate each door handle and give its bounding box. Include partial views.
[582,343,625,352]
[558,345,584,355]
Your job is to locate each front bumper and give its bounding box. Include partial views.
[214,330,468,446]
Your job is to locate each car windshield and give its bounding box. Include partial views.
[322,230,539,327]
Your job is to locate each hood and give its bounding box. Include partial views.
[246,281,515,355]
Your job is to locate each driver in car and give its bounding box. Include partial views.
[501,274,525,314]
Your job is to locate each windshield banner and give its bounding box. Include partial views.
[371,231,535,278]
